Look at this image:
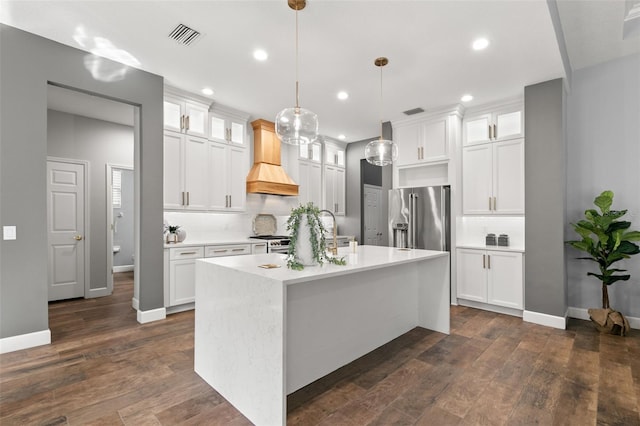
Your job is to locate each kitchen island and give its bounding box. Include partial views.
[194,245,449,426]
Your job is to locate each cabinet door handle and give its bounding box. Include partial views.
[186,192,190,206]
[417,147,420,159]
[180,251,197,255]
[488,124,492,139]
[483,254,486,268]
[185,115,190,130]
[493,197,497,211]
[488,255,491,269]
[180,115,184,130]
[182,191,185,206]
[229,195,232,207]
[489,197,492,211]
[493,124,497,139]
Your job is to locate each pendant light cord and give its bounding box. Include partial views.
[379,64,383,141]
[295,4,300,109]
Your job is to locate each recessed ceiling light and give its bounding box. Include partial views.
[253,49,268,61]
[461,94,473,102]
[338,134,346,140]
[201,88,214,96]
[472,38,490,51]
[337,91,349,100]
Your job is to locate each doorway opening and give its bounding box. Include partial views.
[46,84,137,305]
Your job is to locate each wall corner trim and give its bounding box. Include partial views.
[0,329,51,354]
[568,307,640,330]
[523,310,567,330]
[137,307,166,324]
[132,297,140,311]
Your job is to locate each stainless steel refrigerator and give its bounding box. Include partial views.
[388,186,450,251]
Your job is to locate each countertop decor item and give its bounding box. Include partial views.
[165,225,180,244]
[275,0,319,146]
[286,202,346,270]
[566,190,640,336]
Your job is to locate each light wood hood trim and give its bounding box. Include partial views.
[251,119,281,165]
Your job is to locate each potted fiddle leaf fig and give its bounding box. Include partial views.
[566,190,640,336]
[286,203,346,270]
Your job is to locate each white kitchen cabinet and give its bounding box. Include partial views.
[395,117,448,166]
[168,246,204,306]
[164,94,209,138]
[463,104,523,146]
[456,248,523,310]
[205,244,251,257]
[324,165,345,216]
[462,138,524,215]
[252,242,268,254]
[209,104,248,146]
[207,140,248,211]
[298,160,322,207]
[163,132,209,210]
[299,141,322,162]
[324,142,345,167]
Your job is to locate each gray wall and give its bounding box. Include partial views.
[343,122,392,243]
[113,168,135,267]
[566,53,640,317]
[47,110,134,286]
[0,24,163,340]
[524,78,567,317]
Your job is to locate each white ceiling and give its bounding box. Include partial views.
[1,1,635,141]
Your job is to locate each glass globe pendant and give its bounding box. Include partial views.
[365,57,398,166]
[276,0,318,146]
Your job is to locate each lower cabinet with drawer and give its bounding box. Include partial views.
[165,242,263,311]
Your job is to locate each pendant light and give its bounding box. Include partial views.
[365,57,398,166]
[275,0,318,146]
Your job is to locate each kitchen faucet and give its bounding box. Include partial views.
[319,209,338,256]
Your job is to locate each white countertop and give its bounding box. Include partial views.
[456,244,525,253]
[197,245,448,285]
[165,235,356,249]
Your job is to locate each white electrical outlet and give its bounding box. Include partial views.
[3,226,17,240]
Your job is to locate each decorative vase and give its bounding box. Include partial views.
[176,228,187,242]
[295,214,318,266]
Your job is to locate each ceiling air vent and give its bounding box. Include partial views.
[403,107,425,116]
[169,24,201,46]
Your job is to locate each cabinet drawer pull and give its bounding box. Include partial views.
[232,248,246,252]
[488,255,491,269]
[255,244,266,248]
[483,254,486,269]
[214,249,228,253]
[180,251,197,255]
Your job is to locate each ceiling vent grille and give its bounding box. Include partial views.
[403,107,425,116]
[169,24,201,46]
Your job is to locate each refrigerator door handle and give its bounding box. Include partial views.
[410,192,418,249]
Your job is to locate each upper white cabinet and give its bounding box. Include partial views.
[209,104,248,146]
[207,140,247,211]
[324,165,345,216]
[299,141,322,163]
[164,94,209,138]
[298,160,322,207]
[462,138,524,215]
[456,248,523,310]
[395,117,448,166]
[163,132,209,210]
[324,142,345,167]
[463,103,523,146]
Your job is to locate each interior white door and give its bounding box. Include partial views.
[47,160,85,301]
[363,185,383,246]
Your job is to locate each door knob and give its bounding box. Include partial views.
[74,235,83,241]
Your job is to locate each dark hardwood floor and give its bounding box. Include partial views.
[1,272,639,425]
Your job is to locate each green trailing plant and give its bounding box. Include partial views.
[168,225,180,234]
[286,203,346,270]
[566,190,640,309]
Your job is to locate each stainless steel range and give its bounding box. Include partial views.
[250,235,291,254]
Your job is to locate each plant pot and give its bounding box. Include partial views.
[295,214,318,266]
[166,232,178,244]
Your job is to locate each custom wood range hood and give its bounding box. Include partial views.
[246,119,299,196]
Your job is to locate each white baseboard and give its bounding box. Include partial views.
[131,297,139,310]
[0,329,51,354]
[113,265,134,273]
[457,299,523,318]
[523,310,567,330]
[166,302,195,315]
[568,307,640,330]
[136,307,166,324]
